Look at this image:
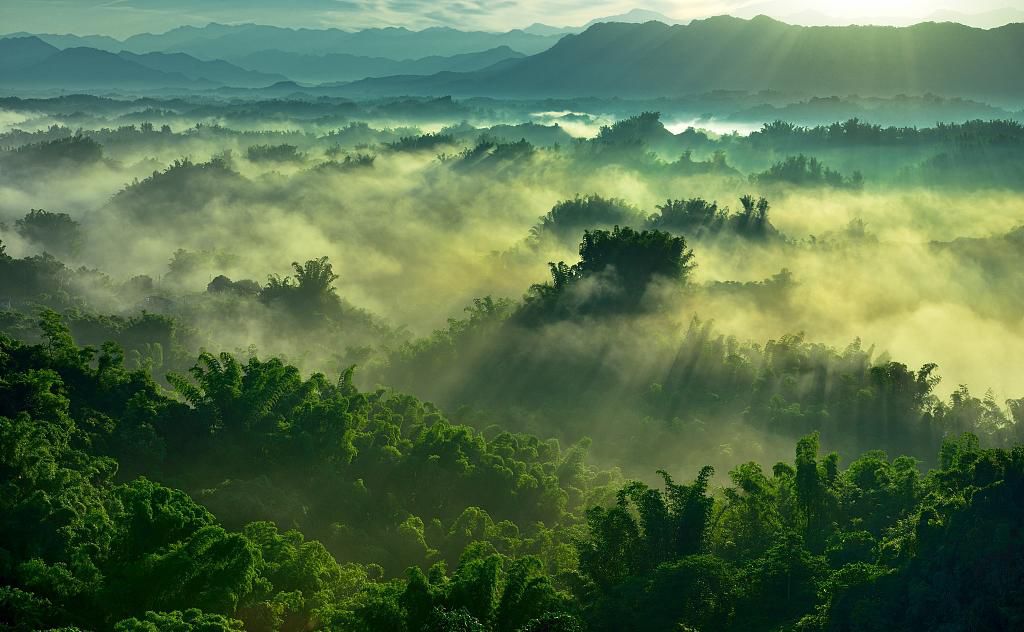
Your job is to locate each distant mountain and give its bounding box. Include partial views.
[2,23,564,61]
[0,36,59,72]
[118,51,285,87]
[927,8,1024,29]
[522,23,573,37]
[0,39,281,91]
[230,46,524,84]
[109,23,562,59]
[523,8,684,36]
[0,45,200,89]
[733,1,1024,28]
[1,31,124,51]
[335,17,1024,100]
[583,8,683,27]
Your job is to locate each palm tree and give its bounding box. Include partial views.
[292,256,339,299]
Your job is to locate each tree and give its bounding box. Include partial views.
[260,257,342,316]
[529,196,644,245]
[15,209,82,257]
[124,525,260,615]
[523,226,695,318]
[113,609,244,632]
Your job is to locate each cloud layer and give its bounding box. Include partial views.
[6,0,1020,38]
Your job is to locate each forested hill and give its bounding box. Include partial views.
[339,16,1024,99]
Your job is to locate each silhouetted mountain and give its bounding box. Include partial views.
[118,51,285,87]
[0,46,201,89]
[522,23,572,36]
[0,40,284,90]
[109,23,562,59]
[927,8,1024,29]
[733,1,1024,28]
[1,31,123,51]
[336,17,1024,99]
[583,8,683,27]
[3,23,564,61]
[523,8,684,36]
[230,46,524,84]
[0,36,59,72]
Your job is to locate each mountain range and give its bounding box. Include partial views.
[0,37,276,89]
[523,8,684,36]
[733,1,1024,29]
[2,16,1023,99]
[3,23,563,60]
[335,16,1024,100]
[0,36,523,91]
[0,10,690,60]
[228,47,524,85]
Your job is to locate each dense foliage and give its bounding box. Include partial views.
[2,97,1023,630]
[2,319,1022,630]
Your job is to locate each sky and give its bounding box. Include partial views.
[2,0,1022,37]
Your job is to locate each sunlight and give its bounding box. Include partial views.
[3,2,1024,629]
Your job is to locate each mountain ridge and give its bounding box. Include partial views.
[334,17,1024,99]
[2,22,564,60]
[0,37,276,90]
[227,46,525,84]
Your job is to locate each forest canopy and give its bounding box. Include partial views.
[1,86,1023,631]
[2,322,1023,630]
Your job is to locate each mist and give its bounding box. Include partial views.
[5,11,1024,632]
[3,98,1022,482]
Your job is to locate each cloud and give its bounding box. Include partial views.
[3,0,1022,43]
[1,0,740,35]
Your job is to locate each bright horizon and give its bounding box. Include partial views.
[2,0,1022,37]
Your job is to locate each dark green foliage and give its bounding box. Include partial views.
[207,275,261,296]
[1,320,1023,630]
[0,319,589,629]
[750,118,1024,149]
[0,250,69,305]
[260,256,340,314]
[647,198,727,238]
[588,112,682,161]
[389,132,456,152]
[574,468,721,629]
[647,195,779,240]
[254,256,387,345]
[753,155,864,189]
[313,153,376,171]
[595,112,667,147]
[112,157,245,224]
[0,134,103,173]
[15,209,83,258]
[575,226,694,287]
[1,104,1024,631]
[529,196,645,246]
[523,226,695,319]
[457,138,535,170]
[246,144,305,163]
[114,609,245,632]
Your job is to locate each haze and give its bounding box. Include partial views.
[3,3,1024,632]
